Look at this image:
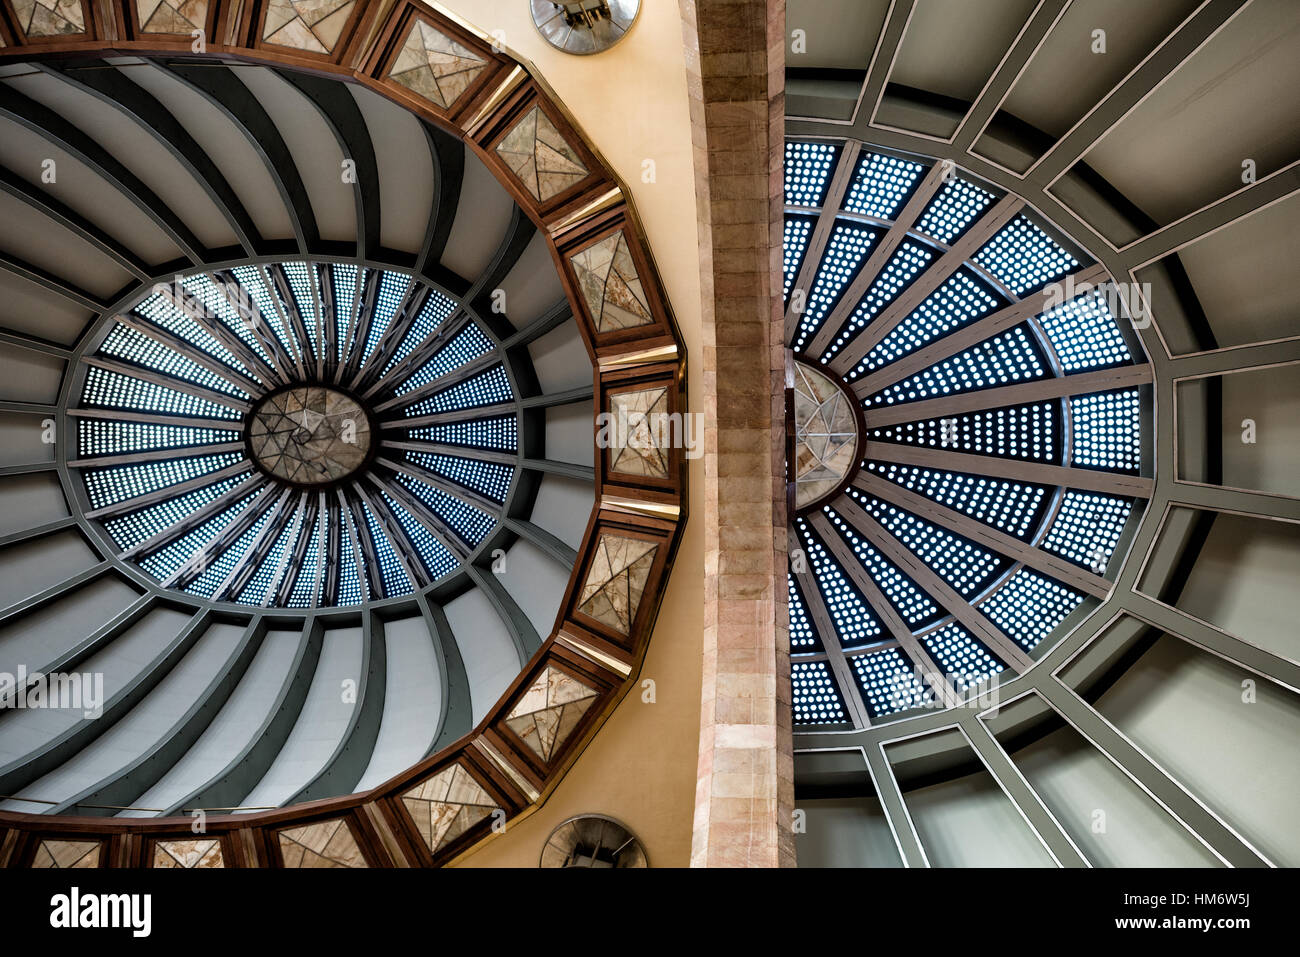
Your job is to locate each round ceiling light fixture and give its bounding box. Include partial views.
[530,0,641,55]
[539,814,647,867]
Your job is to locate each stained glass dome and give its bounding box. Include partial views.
[70,261,519,609]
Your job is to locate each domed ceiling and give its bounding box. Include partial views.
[785,0,1300,869]
[784,138,1150,726]
[0,0,686,861]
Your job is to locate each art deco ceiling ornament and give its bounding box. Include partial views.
[784,139,1152,729]
[530,0,641,56]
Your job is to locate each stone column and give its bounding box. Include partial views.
[681,0,795,867]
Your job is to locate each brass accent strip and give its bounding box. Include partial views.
[549,186,624,237]
[461,65,527,138]
[597,343,679,370]
[601,495,681,521]
[557,630,632,676]
[473,738,539,802]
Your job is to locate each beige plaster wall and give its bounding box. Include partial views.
[430,0,706,868]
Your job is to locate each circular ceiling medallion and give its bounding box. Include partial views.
[792,359,861,511]
[530,0,641,55]
[249,387,372,486]
[539,815,647,867]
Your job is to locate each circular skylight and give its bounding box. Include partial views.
[69,260,520,611]
[784,139,1151,727]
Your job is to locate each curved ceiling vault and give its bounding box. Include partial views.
[0,0,687,869]
[786,0,1300,869]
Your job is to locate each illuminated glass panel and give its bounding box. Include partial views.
[791,221,878,353]
[864,325,1047,408]
[863,463,1049,540]
[405,451,513,503]
[362,502,413,598]
[392,323,494,396]
[103,475,245,551]
[785,141,839,207]
[819,240,933,363]
[851,647,933,718]
[137,491,260,583]
[83,452,244,510]
[1042,491,1132,572]
[788,573,821,651]
[78,420,238,458]
[842,152,925,219]
[82,367,242,421]
[405,364,513,416]
[393,473,494,546]
[1037,287,1132,372]
[288,516,324,608]
[844,488,1010,599]
[795,517,883,648]
[920,622,1005,693]
[821,506,939,627]
[410,415,517,452]
[383,288,459,374]
[783,215,815,303]
[847,268,1004,380]
[235,513,299,605]
[359,270,411,365]
[381,493,459,581]
[98,325,249,398]
[792,660,848,725]
[1070,389,1141,472]
[978,568,1085,653]
[916,176,995,243]
[867,402,1060,462]
[973,215,1078,296]
[230,265,296,359]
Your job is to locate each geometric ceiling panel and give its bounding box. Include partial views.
[577,534,658,635]
[31,839,101,868]
[152,839,224,868]
[608,386,670,478]
[571,231,655,333]
[505,664,599,763]
[13,0,85,37]
[401,764,500,856]
[137,0,207,33]
[262,0,355,54]
[388,19,487,109]
[277,819,367,868]
[496,106,589,203]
